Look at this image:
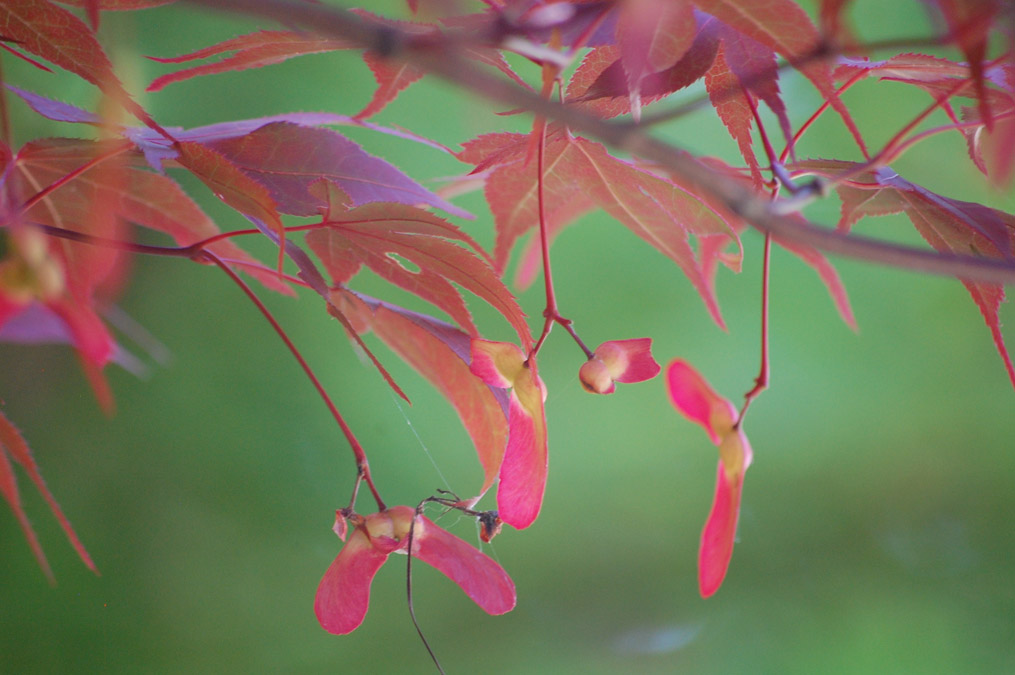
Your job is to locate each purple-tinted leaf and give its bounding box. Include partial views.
[190,122,468,218]
[5,84,100,124]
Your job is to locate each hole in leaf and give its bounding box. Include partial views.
[386,252,420,274]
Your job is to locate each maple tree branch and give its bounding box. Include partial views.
[636,33,948,130]
[191,0,1015,286]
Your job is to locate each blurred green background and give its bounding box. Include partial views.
[2,1,1013,673]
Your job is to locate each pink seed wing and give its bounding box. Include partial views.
[496,380,548,530]
[698,459,744,598]
[666,359,736,444]
[314,528,389,634]
[413,515,517,615]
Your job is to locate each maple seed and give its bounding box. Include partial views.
[314,505,516,634]
[579,338,661,394]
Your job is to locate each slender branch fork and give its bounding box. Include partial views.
[191,0,1015,286]
[32,222,387,511]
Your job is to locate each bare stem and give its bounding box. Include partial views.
[406,502,446,675]
[34,222,387,511]
[739,233,771,424]
[202,250,387,511]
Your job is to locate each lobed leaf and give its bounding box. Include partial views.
[198,122,469,219]
[693,0,867,154]
[0,0,119,88]
[616,0,696,115]
[175,140,288,272]
[800,159,1015,387]
[0,0,162,133]
[705,43,764,186]
[566,15,720,119]
[307,183,528,346]
[356,51,424,120]
[926,0,1002,125]
[459,129,739,327]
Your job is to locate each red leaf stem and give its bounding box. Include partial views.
[202,250,386,511]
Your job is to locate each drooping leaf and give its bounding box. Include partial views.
[566,15,721,119]
[174,140,288,272]
[196,122,469,219]
[146,30,352,93]
[925,0,1002,125]
[0,410,97,582]
[615,0,697,116]
[801,159,1015,387]
[705,43,764,186]
[0,418,53,583]
[335,289,510,497]
[356,50,425,120]
[459,128,740,327]
[682,154,855,327]
[7,139,129,367]
[0,0,120,89]
[693,0,867,154]
[773,227,857,329]
[819,0,856,45]
[306,182,529,345]
[0,0,162,132]
[713,20,794,157]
